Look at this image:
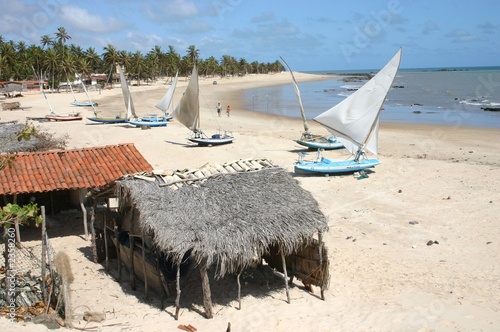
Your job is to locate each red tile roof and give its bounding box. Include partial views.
[0,144,153,195]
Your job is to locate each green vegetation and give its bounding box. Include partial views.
[0,203,42,228]
[0,27,285,87]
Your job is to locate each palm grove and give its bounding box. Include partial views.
[0,27,285,88]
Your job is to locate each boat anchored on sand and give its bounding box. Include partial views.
[280,56,343,150]
[127,72,178,127]
[294,48,402,175]
[173,65,234,146]
[87,64,136,124]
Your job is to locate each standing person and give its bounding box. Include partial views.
[216,102,221,117]
[226,105,231,117]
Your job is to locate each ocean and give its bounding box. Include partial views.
[241,67,500,129]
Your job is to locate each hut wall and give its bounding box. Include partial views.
[263,241,329,289]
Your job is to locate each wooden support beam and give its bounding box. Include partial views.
[79,190,89,240]
[104,214,109,271]
[237,270,242,310]
[130,235,136,291]
[200,266,213,319]
[175,264,181,320]
[141,234,148,298]
[40,206,47,304]
[281,249,291,304]
[318,231,325,300]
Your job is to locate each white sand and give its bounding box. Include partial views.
[1,72,499,331]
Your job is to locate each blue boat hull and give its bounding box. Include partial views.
[128,120,167,127]
[294,157,380,174]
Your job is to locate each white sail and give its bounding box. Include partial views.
[314,48,402,157]
[117,64,137,119]
[155,71,178,116]
[172,65,200,132]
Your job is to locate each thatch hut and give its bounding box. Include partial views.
[92,159,329,319]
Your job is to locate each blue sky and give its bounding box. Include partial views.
[1,0,498,71]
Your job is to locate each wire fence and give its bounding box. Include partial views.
[0,207,65,322]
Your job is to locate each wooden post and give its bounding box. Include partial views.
[115,226,121,281]
[175,264,181,320]
[156,253,169,309]
[280,249,290,304]
[90,208,98,263]
[141,234,148,298]
[79,190,89,240]
[237,270,242,310]
[130,234,136,291]
[104,214,109,271]
[200,265,213,319]
[41,206,47,304]
[318,231,325,300]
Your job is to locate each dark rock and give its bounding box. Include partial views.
[427,240,434,246]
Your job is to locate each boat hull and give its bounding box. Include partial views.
[71,101,97,107]
[127,120,167,127]
[294,157,380,174]
[188,134,235,146]
[87,117,128,124]
[45,115,82,121]
[294,137,344,150]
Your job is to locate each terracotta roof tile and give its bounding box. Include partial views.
[0,144,152,195]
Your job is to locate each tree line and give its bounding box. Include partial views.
[0,27,285,88]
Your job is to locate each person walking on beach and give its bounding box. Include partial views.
[226,105,231,117]
[216,102,221,117]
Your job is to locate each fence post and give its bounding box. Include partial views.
[41,206,47,305]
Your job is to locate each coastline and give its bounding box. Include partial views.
[1,72,499,331]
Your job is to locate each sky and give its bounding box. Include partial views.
[1,0,499,71]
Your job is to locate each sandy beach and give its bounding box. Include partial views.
[1,71,499,331]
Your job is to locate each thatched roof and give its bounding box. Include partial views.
[117,167,328,278]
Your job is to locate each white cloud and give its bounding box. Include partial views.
[59,5,125,33]
[445,29,486,43]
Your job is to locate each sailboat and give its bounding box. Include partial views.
[280,56,344,150]
[71,74,98,107]
[173,65,235,146]
[294,48,402,174]
[127,72,178,127]
[87,64,137,124]
[40,84,82,122]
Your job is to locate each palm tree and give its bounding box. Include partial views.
[43,48,59,90]
[0,43,16,81]
[55,27,71,45]
[148,45,164,79]
[85,47,101,73]
[102,44,119,86]
[238,58,249,76]
[40,35,52,50]
[165,45,180,77]
[186,45,199,63]
[204,56,219,77]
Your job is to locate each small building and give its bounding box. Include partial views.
[0,143,153,239]
[90,158,330,319]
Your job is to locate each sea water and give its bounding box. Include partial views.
[241,67,500,129]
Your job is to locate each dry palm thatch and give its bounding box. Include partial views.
[116,168,328,278]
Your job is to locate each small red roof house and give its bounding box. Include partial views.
[0,143,153,239]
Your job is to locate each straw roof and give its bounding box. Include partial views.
[116,167,328,278]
